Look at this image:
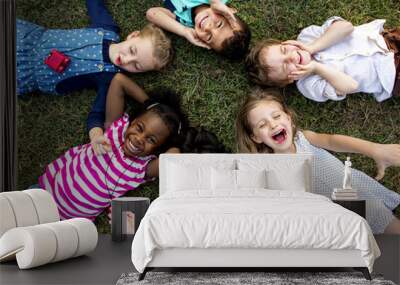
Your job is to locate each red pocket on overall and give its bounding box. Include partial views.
[44,49,71,73]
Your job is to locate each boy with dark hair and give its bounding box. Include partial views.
[146,0,251,60]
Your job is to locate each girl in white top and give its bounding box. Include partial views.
[246,17,399,102]
[236,88,400,234]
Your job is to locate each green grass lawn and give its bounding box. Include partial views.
[17,0,400,231]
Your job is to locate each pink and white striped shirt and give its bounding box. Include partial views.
[39,114,155,220]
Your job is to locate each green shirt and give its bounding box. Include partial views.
[165,0,228,28]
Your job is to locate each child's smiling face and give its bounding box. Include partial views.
[260,44,312,84]
[193,5,237,51]
[123,112,170,157]
[247,100,295,153]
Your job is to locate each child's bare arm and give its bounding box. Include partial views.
[146,7,210,49]
[313,62,358,95]
[145,147,181,178]
[310,20,353,53]
[284,20,354,54]
[146,7,179,32]
[117,74,148,103]
[303,130,376,155]
[290,61,358,95]
[105,73,148,128]
[303,130,400,180]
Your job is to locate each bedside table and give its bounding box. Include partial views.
[332,199,366,218]
[111,197,150,242]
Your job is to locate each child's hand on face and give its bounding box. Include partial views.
[210,0,237,29]
[371,144,400,180]
[288,61,319,81]
[91,134,112,156]
[184,27,211,49]
[283,40,314,55]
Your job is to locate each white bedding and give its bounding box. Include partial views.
[131,190,380,273]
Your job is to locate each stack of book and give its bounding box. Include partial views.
[331,188,359,200]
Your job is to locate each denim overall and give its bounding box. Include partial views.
[17,19,120,95]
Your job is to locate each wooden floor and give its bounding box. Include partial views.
[0,234,398,285]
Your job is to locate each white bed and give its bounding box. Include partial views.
[131,154,380,280]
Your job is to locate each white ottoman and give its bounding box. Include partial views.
[0,189,98,269]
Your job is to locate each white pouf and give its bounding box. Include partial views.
[0,190,98,269]
[23,189,60,223]
[0,196,17,237]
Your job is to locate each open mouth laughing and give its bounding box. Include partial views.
[271,129,287,144]
[125,138,142,155]
[297,51,302,64]
[198,15,208,30]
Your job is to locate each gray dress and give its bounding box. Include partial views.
[295,131,400,233]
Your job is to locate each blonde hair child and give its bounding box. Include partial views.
[236,88,400,234]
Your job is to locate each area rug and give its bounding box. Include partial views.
[116,271,395,285]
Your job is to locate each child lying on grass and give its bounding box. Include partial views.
[146,0,251,60]
[39,77,186,220]
[236,88,400,234]
[17,0,173,134]
[246,17,400,102]
[40,74,228,221]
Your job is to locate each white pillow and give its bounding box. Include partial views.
[236,169,267,189]
[211,168,237,190]
[211,169,268,191]
[266,167,307,191]
[237,159,310,192]
[167,162,211,191]
[210,159,237,170]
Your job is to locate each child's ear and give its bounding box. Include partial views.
[250,133,262,144]
[127,31,140,40]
